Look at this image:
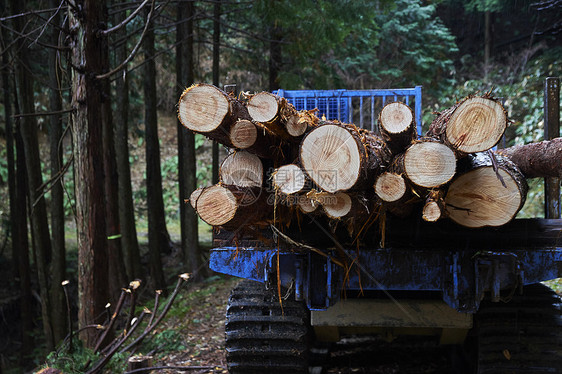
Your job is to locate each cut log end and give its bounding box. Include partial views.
[374,172,407,202]
[272,164,306,195]
[247,92,279,122]
[189,188,203,209]
[446,97,506,153]
[220,151,263,188]
[445,167,525,228]
[196,185,238,226]
[380,102,414,134]
[404,141,456,188]
[178,84,230,133]
[322,192,352,219]
[300,124,362,193]
[230,120,257,149]
[297,196,318,213]
[286,115,308,137]
[422,201,442,222]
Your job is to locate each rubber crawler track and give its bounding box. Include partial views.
[475,283,562,374]
[225,280,310,373]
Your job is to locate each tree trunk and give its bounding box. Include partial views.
[114,0,142,281]
[220,151,264,188]
[48,0,66,344]
[11,0,54,351]
[144,7,168,291]
[69,0,110,348]
[177,0,200,277]
[374,172,408,202]
[101,19,128,302]
[445,152,527,228]
[269,25,282,91]
[422,189,446,222]
[229,119,285,159]
[426,95,507,155]
[300,123,391,193]
[496,137,562,178]
[211,0,221,185]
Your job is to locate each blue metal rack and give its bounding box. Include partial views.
[274,87,423,135]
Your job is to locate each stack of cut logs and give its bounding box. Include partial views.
[178,84,561,233]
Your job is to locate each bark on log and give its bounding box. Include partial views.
[220,150,264,188]
[194,184,270,229]
[392,138,457,188]
[272,164,307,195]
[496,137,562,178]
[445,152,528,228]
[427,95,507,154]
[300,123,391,193]
[379,101,416,154]
[177,84,250,146]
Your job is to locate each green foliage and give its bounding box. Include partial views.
[140,329,187,355]
[45,340,127,374]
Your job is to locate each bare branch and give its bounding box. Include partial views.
[96,0,156,80]
[101,0,150,36]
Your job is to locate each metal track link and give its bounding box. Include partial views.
[476,283,562,374]
[225,280,310,374]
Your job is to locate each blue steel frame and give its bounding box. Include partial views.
[209,246,562,313]
[274,87,423,134]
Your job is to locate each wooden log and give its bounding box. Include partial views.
[189,187,203,209]
[194,184,270,229]
[445,152,528,228]
[177,84,250,146]
[286,110,320,137]
[297,194,319,214]
[128,355,153,372]
[496,137,562,178]
[422,189,446,222]
[427,95,507,154]
[374,171,407,202]
[300,122,391,193]
[378,101,416,153]
[271,164,307,195]
[393,138,457,188]
[229,119,284,159]
[220,150,263,188]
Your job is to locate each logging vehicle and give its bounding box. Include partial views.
[179,81,562,373]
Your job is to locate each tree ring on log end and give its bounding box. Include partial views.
[220,151,263,188]
[298,196,318,213]
[446,97,506,153]
[196,185,237,226]
[322,192,352,218]
[272,164,306,195]
[380,102,413,134]
[230,120,257,149]
[445,167,522,228]
[178,84,230,133]
[374,172,407,202]
[422,201,441,222]
[300,124,362,193]
[405,142,456,188]
[247,92,279,122]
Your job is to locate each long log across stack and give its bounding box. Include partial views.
[179,83,553,235]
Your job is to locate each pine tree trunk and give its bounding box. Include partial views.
[144,7,167,290]
[445,152,527,228]
[12,0,55,351]
[48,0,66,344]
[177,0,200,278]
[69,0,110,348]
[497,137,562,178]
[114,2,142,281]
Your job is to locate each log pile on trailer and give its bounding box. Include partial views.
[178,83,559,235]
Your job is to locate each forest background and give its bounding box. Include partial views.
[0,0,560,372]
